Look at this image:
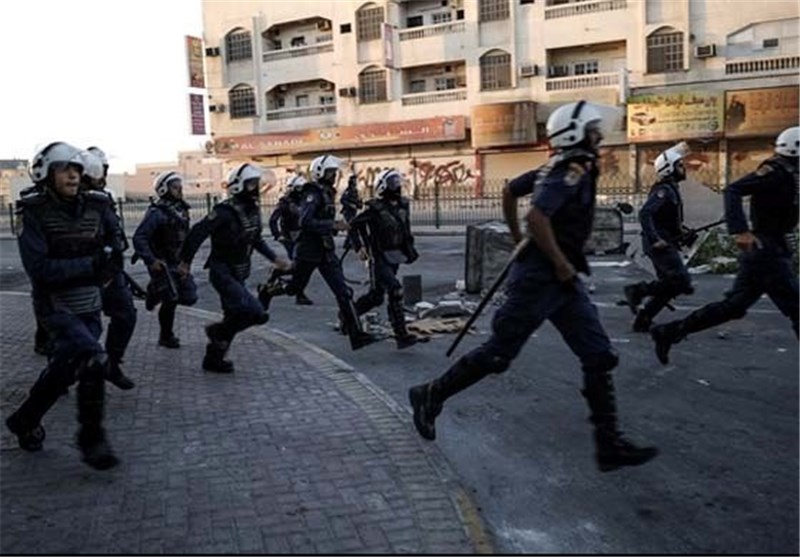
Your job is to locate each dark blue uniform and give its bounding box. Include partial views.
[348,196,420,347]
[652,155,799,363]
[340,176,362,252]
[132,198,198,346]
[7,188,123,465]
[409,148,657,471]
[260,180,375,350]
[624,177,693,331]
[180,195,275,372]
[268,192,302,259]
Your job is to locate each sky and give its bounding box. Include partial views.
[0,0,207,174]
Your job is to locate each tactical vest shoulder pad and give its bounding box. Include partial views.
[83,190,113,208]
[365,199,381,211]
[15,191,47,211]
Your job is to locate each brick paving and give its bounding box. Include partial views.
[0,291,485,554]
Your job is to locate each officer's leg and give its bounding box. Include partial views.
[651,252,763,364]
[379,261,423,349]
[158,302,180,348]
[31,295,53,356]
[176,270,199,307]
[762,253,799,337]
[102,273,137,389]
[259,259,314,310]
[409,278,557,440]
[354,259,385,315]
[318,253,377,350]
[549,282,658,471]
[631,249,692,332]
[285,241,314,305]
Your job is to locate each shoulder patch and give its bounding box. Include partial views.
[564,162,586,187]
[656,189,666,198]
[306,194,315,203]
[755,164,773,177]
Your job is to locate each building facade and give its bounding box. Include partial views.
[201,0,799,201]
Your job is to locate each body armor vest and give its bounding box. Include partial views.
[211,198,262,280]
[151,200,190,263]
[646,179,684,244]
[752,156,799,236]
[370,199,409,252]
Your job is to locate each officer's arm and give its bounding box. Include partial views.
[504,169,537,243]
[268,203,282,239]
[253,236,278,262]
[101,204,126,254]
[638,188,668,243]
[18,211,95,285]
[347,209,372,251]
[132,209,163,267]
[300,194,335,234]
[179,208,225,264]
[527,167,581,276]
[724,168,763,234]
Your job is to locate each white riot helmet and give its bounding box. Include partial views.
[654,146,686,180]
[153,171,183,198]
[546,100,603,149]
[287,174,307,193]
[775,126,799,157]
[309,154,344,184]
[87,146,108,169]
[374,169,402,199]
[226,163,263,195]
[28,142,84,183]
[80,150,106,181]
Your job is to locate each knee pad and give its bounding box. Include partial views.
[464,350,511,375]
[581,350,618,374]
[79,352,109,380]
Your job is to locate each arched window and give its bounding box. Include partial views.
[356,3,384,41]
[225,28,253,63]
[480,50,512,90]
[479,0,510,22]
[647,27,684,73]
[228,84,256,118]
[359,67,387,104]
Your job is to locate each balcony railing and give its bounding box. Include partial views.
[725,55,800,75]
[265,105,337,121]
[262,41,334,63]
[545,0,627,20]
[545,71,620,91]
[399,21,466,41]
[401,88,468,106]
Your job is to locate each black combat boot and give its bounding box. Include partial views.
[295,293,314,305]
[106,356,135,390]
[340,300,378,351]
[623,283,647,315]
[202,324,234,373]
[76,356,119,470]
[388,296,427,349]
[5,414,46,452]
[582,371,658,472]
[650,320,685,365]
[631,311,652,333]
[257,279,285,311]
[159,334,181,349]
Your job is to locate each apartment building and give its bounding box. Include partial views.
[201,0,799,197]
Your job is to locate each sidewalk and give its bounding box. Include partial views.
[0,291,490,554]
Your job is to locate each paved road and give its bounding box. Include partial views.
[1,235,797,554]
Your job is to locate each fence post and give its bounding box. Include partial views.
[205,192,212,214]
[8,203,15,236]
[434,179,441,229]
[117,199,126,232]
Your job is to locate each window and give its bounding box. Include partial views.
[647,28,684,73]
[410,80,426,93]
[340,23,352,34]
[320,95,335,105]
[357,5,384,41]
[520,0,535,4]
[225,30,252,63]
[290,36,307,48]
[228,85,256,118]
[296,95,309,107]
[763,38,779,48]
[573,60,599,75]
[432,12,453,24]
[407,15,424,28]
[480,50,512,90]
[359,68,387,103]
[435,77,457,90]
[479,0,510,22]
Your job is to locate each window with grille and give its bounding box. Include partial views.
[410,80,426,93]
[479,0,510,22]
[357,5,384,41]
[225,30,252,63]
[407,15,423,28]
[435,77,457,90]
[229,86,256,118]
[432,12,453,24]
[296,95,309,107]
[359,68,387,103]
[647,30,684,73]
[480,51,512,90]
[573,60,599,75]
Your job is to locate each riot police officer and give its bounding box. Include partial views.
[132,171,198,348]
[6,142,123,470]
[348,169,424,349]
[80,148,137,389]
[258,155,378,351]
[267,175,313,305]
[651,126,799,364]
[408,101,658,472]
[623,145,694,332]
[340,172,362,253]
[178,163,290,373]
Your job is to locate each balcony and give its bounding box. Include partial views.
[399,21,466,42]
[546,71,620,91]
[265,105,336,121]
[401,88,467,106]
[725,55,800,75]
[262,40,334,63]
[545,0,627,20]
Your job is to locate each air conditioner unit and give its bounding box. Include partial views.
[520,64,539,77]
[450,0,463,9]
[209,104,226,113]
[205,47,220,57]
[338,87,351,97]
[694,44,716,58]
[318,20,332,31]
